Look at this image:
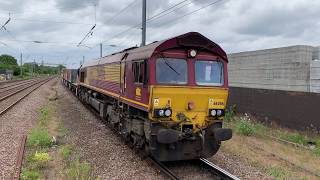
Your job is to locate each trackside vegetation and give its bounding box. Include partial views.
[224,106,320,156]
[223,106,320,179]
[21,93,94,179]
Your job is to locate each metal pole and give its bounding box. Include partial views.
[82,56,85,65]
[141,0,146,46]
[33,59,35,77]
[100,43,102,58]
[20,53,22,78]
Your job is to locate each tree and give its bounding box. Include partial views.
[0,54,18,66]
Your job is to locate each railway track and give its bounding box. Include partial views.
[0,77,53,115]
[62,81,240,180]
[148,157,240,180]
[0,78,38,90]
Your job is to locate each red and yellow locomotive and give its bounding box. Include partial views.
[67,32,232,161]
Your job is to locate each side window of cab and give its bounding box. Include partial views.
[132,61,145,84]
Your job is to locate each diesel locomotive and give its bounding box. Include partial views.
[62,32,232,161]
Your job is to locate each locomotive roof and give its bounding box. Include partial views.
[81,32,227,68]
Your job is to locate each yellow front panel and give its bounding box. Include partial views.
[150,86,228,131]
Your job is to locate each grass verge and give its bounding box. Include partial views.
[22,99,95,179]
[224,108,320,154]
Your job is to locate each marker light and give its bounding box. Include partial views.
[210,109,217,116]
[165,109,172,117]
[189,49,197,57]
[158,110,164,116]
[217,110,223,116]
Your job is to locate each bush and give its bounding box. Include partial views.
[21,169,40,180]
[27,128,52,148]
[236,118,255,136]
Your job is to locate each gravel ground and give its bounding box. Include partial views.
[57,80,271,180]
[0,78,57,179]
[209,151,272,180]
[56,81,165,180]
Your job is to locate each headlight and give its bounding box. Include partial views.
[165,109,172,117]
[210,109,216,116]
[217,110,222,116]
[158,110,164,116]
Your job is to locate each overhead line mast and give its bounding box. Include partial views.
[141,0,146,46]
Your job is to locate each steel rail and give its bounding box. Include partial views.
[0,77,53,115]
[200,158,240,180]
[11,135,27,180]
[0,79,38,90]
[148,157,180,180]
[0,79,45,101]
[0,79,24,85]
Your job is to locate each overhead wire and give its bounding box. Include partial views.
[77,24,97,47]
[161,0,225,26]
[78,0,139,47]
[102,0,225,45]
[100,0,194,44]
[11,17,94,25]
[90,0,140,36]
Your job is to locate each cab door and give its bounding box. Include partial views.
[123,59,149,110]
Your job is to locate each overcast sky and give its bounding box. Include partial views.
[0,0,319,68]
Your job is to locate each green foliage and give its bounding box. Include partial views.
[38,106,50,126]
[224,105,236,122]
[23,63,65,75]
[313,147,320,156]
[27,128,52,148]
[267,166,289,180]
[66,158,92,180]
[316,138,320,146]
[33,152,50,164]
[253,122,268,136]
[21,169,40,180]
[59,145,73,160]
[0,54,18,65]
[276,131,310,145]
[26,151,51,169]
[286,133,308,145]
[235,118,255,136]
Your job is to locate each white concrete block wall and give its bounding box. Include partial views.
[228,45,315,92]
[310,60,320,93]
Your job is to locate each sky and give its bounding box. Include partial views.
[0,0,319,68]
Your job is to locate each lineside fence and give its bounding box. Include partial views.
[228,87,320,133]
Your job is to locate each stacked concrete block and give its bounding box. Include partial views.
[310,60,320,93]
[228,45,318,92]
[313,46,320,60]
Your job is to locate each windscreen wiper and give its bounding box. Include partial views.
[164,59,180,76]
